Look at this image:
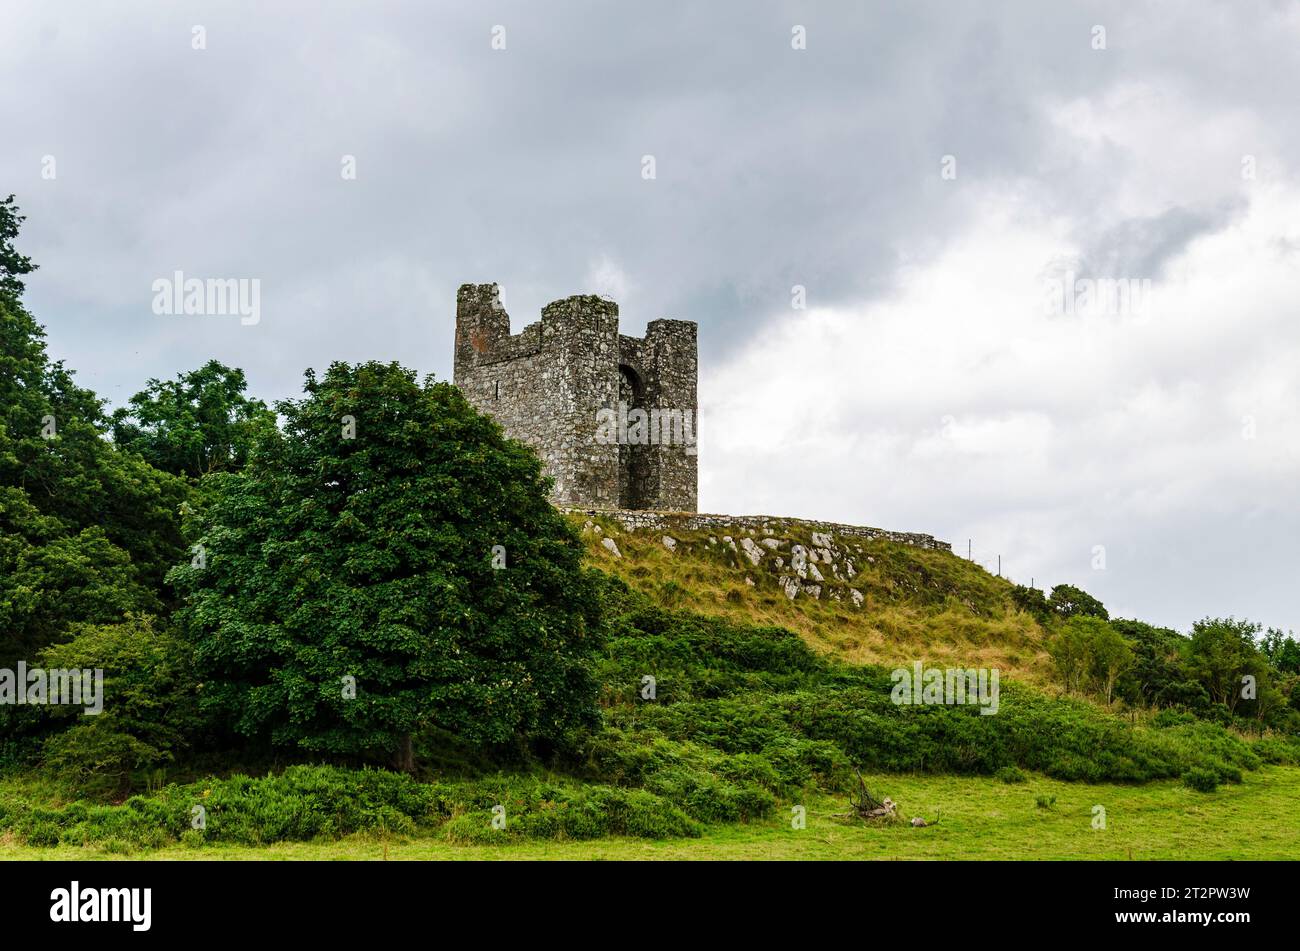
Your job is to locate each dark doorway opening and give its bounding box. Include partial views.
[618,364,652,509]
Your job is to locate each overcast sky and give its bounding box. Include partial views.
[4,1,1298,633]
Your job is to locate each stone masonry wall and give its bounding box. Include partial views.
[572,508,952,552]
[453,283,698,511]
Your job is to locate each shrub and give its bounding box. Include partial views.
[1009,585,1052,623]
[38,615,202,796]
[0,765,442,850]
[1252,736,1300,765]
[995,766,1027,784]
[1183,768,1219,793]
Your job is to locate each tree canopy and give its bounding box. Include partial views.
[110,360,277,479]
[1049,583,1109,621]
[170,361,603,767]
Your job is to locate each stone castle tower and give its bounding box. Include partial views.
[453,283,698,511]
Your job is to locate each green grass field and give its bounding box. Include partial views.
[7,766,1297,861]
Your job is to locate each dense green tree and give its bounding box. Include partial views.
[1261,628,1300,675]
[39,615,201,794]
[1048,583,1109,620]
[110,360,277,479]
[1113,619,1186,707]
[1047,616,1105,694]
[1010,584,1053,624]
[1087,622,1134,706]
[1047,615,1134,703]
[171,361,604,769]
[0,488,160,665]
[1187,617,1263,716]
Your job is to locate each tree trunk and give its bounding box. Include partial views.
[393,734,414,773]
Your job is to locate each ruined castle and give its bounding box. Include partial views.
[453,284,698,511]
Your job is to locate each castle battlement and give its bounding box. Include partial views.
[453,283,698,511]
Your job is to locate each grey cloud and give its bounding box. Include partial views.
[1076,200,1246,279]
[3,1,1298,631]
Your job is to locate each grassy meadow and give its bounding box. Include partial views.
[6,766,1297,861]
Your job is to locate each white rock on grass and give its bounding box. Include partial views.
[803,583,822,600]
[760,537,784,549]
[850,588,864,607]
[601,537,621,558]
[662,536,677,552]
[739,537,765,566]
[779,576,800,600]
[791,544,808,579]
[811,531,833,548]
[808,563,824,582]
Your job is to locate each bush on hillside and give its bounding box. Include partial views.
[171,362,604,768]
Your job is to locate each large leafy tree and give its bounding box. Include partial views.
[1047,615,1107,695]
[171,361,603,768]
[1261,628,1300,675]
[1086,621,1134,706]
[110,360,277,479]
[1187,617,1267,715]
[1048,583,1109,621]
[1112,619,1186,707]
[0,489,159,665]
[0,199,188,663]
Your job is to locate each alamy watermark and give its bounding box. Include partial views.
[152,270,260,325]
[1043,273,1153,317]
[594,402,697,455]
[50,881,150,931]
[0,663,103,714]
[890,662,1000,715]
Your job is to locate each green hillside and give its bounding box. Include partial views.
[5,564,1296,856]
[577,513,1054,685]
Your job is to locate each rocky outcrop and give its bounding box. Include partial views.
[578,509,950,552]
[581,509,949,609]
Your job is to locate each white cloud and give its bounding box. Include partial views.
[584,255,631,302]
[703,171,1300,631]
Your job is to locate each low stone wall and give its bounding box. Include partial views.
[569,509,951,552]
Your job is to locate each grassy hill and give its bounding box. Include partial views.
[3,511,1296,859]
[575,512,1054,686]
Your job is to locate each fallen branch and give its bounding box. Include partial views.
[838,768,898,822]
